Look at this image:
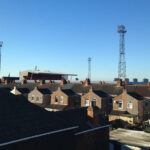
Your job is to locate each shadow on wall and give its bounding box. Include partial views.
[110,140,133,150]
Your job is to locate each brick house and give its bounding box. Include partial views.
[81,87,110,115]
[49,86,80,111]
[109,89,144,124]
[28,86,51,107]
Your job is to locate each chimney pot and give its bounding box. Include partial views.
[84,78,91,86]
[61,78,67,85]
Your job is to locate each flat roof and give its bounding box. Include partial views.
[20,70,77,76]
[110,128,150,148]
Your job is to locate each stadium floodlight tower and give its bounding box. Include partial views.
[88,57,91,81]
[118,25,127,80]
[0,41,3,73]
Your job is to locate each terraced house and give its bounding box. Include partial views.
[109,88,150,124]
[28,86,51,107]
[48,86,80,111]
[81,87,111,115]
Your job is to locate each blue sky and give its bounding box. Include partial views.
[0,0,150,81]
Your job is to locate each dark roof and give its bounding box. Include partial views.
[127,92,143,100]
[93,90,109,97]
[109,110,137,117]
[62,89,76,96]
[0,89,109,145]
[70,83,123,95]
[18,88,30,94]
[1,82,150,97]
[110,110,129,116]
[47,104,68,111]
[0,89,77,144]
[38,88,51,94]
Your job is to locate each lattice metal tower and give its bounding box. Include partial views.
[88,57,91,80]
[0,41,3,73]
[118,25,127,80]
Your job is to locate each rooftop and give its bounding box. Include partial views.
[1,82,150,97]
[20,70,77,76]
[110,128,150,148]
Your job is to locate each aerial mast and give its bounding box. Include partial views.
[118,25,127,80]
[88,57,91,81]
[0,41,3,73]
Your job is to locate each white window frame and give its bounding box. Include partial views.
[55,96,58,103]
[85,98,89,106]
[60,96,63,103]
[36,97,40,101]
[31,95,35,100]
[127,103,133,109]
[118,101,123,109]
[92,98,96,106]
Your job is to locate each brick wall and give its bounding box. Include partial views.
[51,90,68,105]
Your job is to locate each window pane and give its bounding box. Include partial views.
[85,99,89,106]
[31,95,34,100]
[55,96,58,103]
[60,96,63,102]
[118,101,122,108]
[127,103,133,109]
[36,97,39,101]
[92,99,96,106]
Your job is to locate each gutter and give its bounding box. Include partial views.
[75,124,110,135]
[0,126,79,147]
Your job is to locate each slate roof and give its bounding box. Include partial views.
[1,82,150,97]
[127,92,144,100]
[0,89,79,144]
[110,110,129,116]
[0,89,109,145]
[109,110,136,117]
[62,89,76,96]
[17,88,30,94]
[38,88,51,94]
[93,90,109,98]
[46,104,69,111]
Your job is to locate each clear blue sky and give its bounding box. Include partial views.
[0,0,150,81]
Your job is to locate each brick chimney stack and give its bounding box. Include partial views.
[39,80,45,85]
[87,106,100,127]
[21,79,27,85]
[61,78,67,85]
[84,78,91,86]
[117,79,122,87]
[4,79,9,85]
[80,81,83,85]
[99,81,103,85]
[147,82,150,87]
